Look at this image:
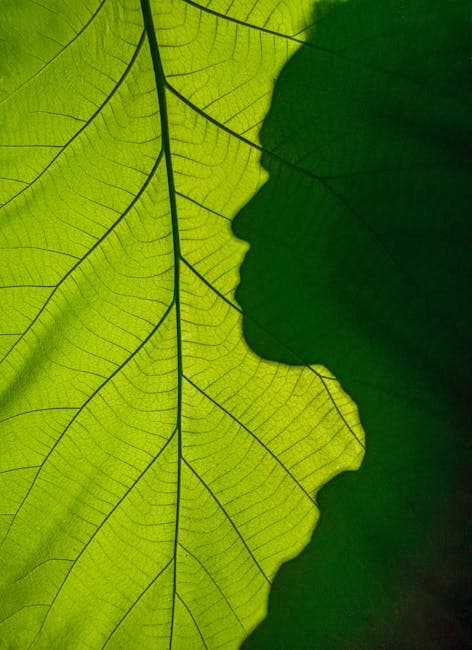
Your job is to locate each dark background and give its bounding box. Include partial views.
[233,2,471,647]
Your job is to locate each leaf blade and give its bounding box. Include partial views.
[0,1,365,647]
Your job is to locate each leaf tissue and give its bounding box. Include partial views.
[0,1,364,647]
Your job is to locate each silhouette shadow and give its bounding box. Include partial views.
[233,2,471,647]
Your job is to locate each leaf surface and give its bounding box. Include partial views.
[0,1,365,647]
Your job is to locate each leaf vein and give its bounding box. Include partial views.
[0,301,174,550]
[183,374,315,504]
[1,30,146,209]
[0,147,164,368]
[182,457,271,583]
[28,427,178,644]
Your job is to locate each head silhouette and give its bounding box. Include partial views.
[232,0,470,400]
[234,3,471,647]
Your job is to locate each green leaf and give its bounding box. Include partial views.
[0,1,364,647]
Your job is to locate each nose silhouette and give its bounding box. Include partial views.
[231,182,267,244]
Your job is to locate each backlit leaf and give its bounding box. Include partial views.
[0,1,364,647]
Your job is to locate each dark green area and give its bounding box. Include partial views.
[233,2,471,647]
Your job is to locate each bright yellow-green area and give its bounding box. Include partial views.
[0,1,364,648]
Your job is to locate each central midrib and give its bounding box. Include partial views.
[139,0,183,647]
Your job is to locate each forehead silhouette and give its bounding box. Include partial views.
[258,50,313,171]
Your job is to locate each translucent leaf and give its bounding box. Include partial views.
[0,1,364,647]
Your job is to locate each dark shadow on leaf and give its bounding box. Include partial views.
[233,1,471,647]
